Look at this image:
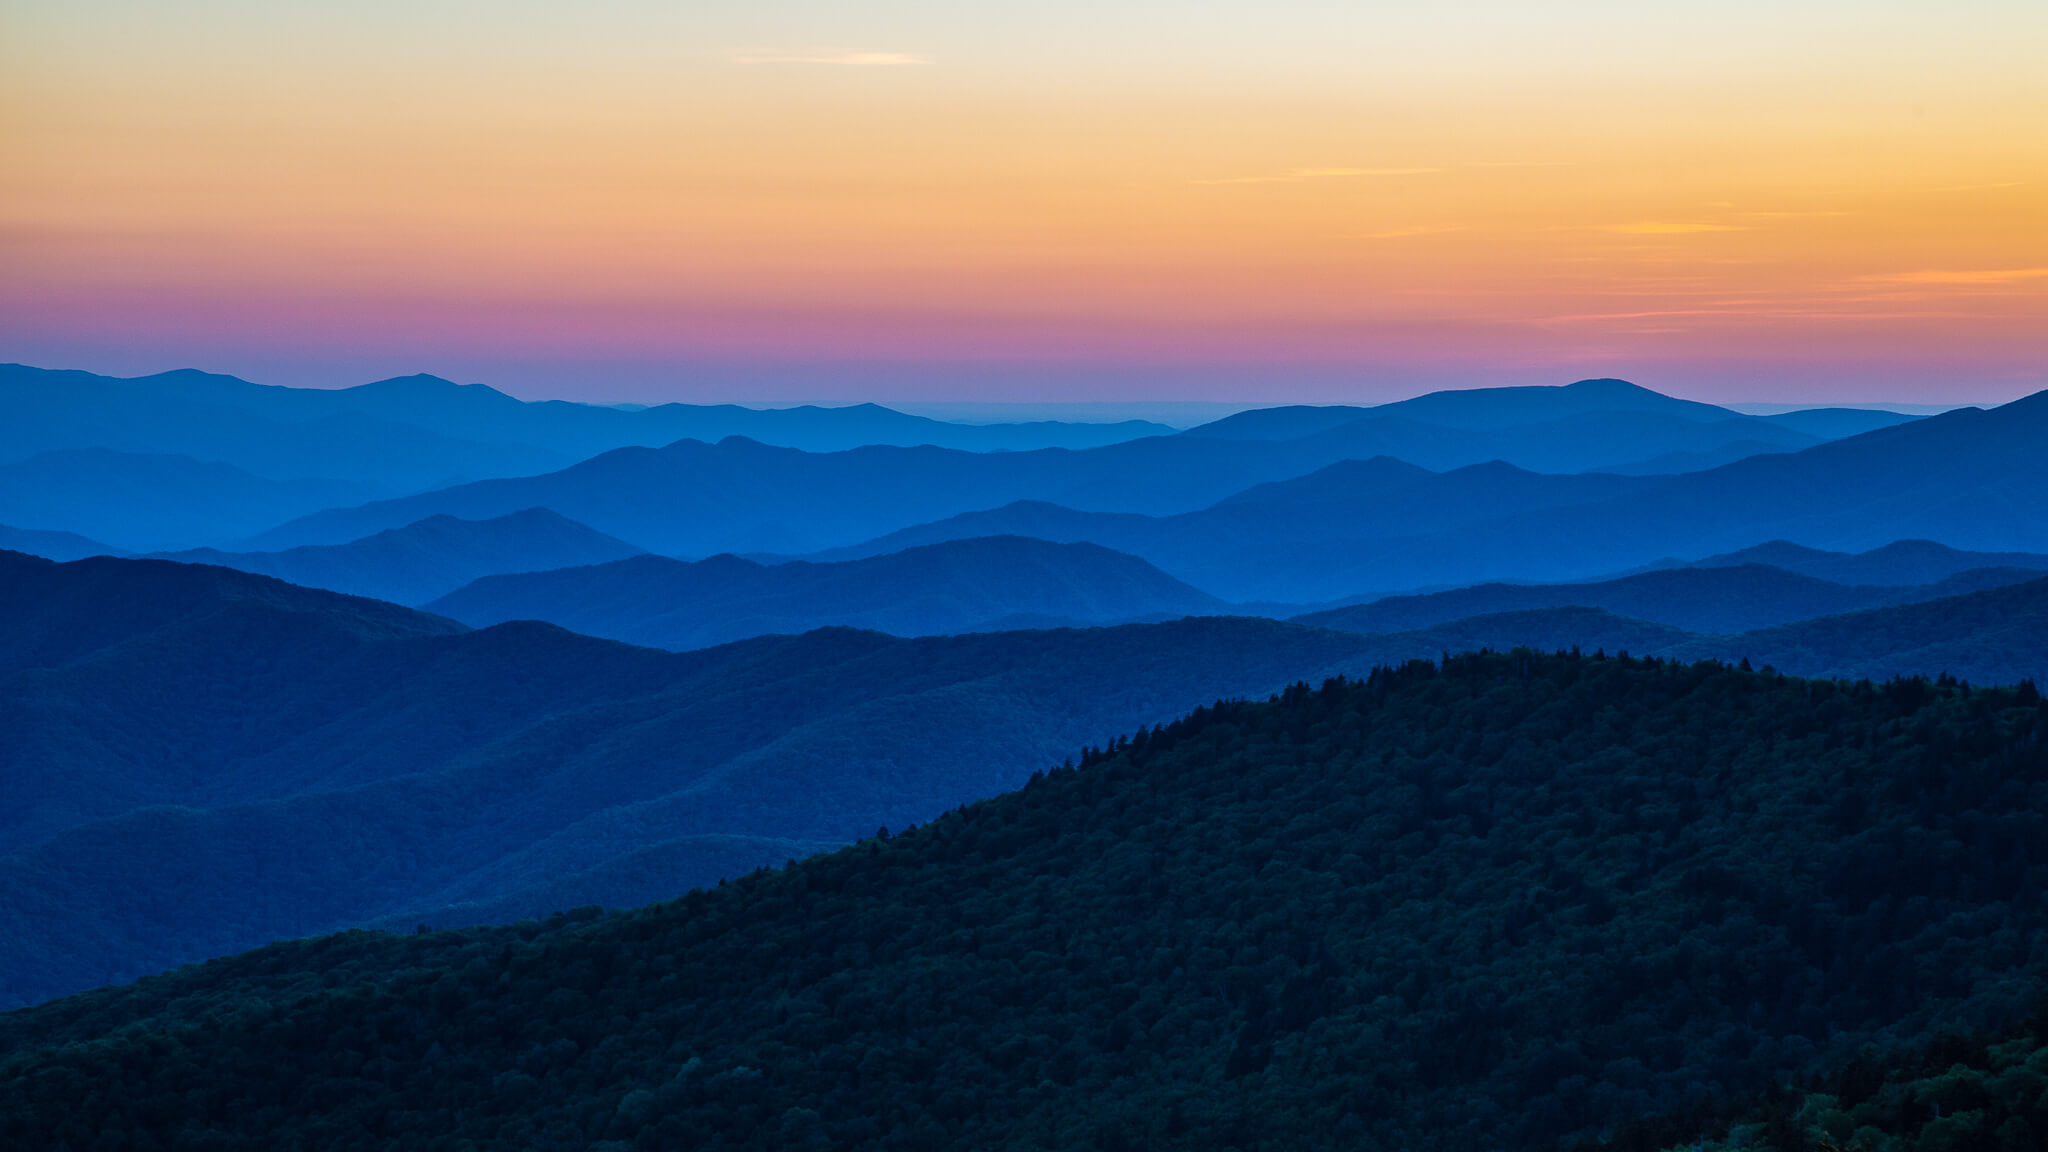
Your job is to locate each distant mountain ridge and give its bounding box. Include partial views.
[0,448,377,553]
[152,508,645,605]
[4,366,1949,554]
[0,523,119,563]
[805,389,2048,602]
[1295,562,2048,637]
[1672,538,2048,586]
[0,363,1173,478]
[427,535,1226,648]
[1182,377,1917,441]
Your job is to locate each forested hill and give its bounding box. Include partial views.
[5,653,2044,1151]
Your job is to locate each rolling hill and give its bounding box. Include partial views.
[1671,574,2048,686]
[1675,538,2048,586]
[1,651,2040,1151]
[6,548,2047,1012]
[427,536,1227,649]
[1295,562,2048,637]
[0,523,118,562]
[0,549,1398,1007]
[152,508,645,605]
[0,448,376,553]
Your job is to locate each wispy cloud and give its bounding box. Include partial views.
[1194,167,1439,186]
[1934,180,2025,193]
[1607,221,1750,235]
[736,52,930,67]
[1865,268,2048,286]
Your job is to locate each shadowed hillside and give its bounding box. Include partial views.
[1,653,2040,1151]
[0,550,1393,1006]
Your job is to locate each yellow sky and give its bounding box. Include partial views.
[2,1,2044,400]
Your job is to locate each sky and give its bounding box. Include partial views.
[2,1,2045,404]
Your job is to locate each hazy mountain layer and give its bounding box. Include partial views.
[1674,538,2048,586]
[0,523,118,563]
[1182,378,1915,440]
[233,379,1947,558]
[0,448,376,553]
[1296,562,2048,637]
[0,365,572,494]
[0,363,1172,482]
[152,508,645,605]
[812,391,2048,602]
[427,536,1226,649]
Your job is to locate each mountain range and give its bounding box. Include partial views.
[427,535,1226,648]
[4,548,2045,1009]
[0,363,1172,483]
[152,508,646,605]
[0,522,116,563]
[193,378,1932,559]
[1295,561,2048,637]
[1666,537,2048,586]
[0,548,1392,1007]
[805,389,2048,601]
[0,448,377,553]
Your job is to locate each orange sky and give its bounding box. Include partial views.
[2,1,2044,402]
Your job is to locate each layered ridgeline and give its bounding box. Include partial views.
[1296,562,2048,637]
[2,654,2043,1151]
[1176,377,1910,475]
[0,523,114,563]
[1661,539,2048,587]
[0,448,377,554]
[6,549,2048,1009]
[239,379,1944,559]
[151,508,647,605]
[0,549,1395,1008]
[428,536,1228,649]
[0,363,1174,480]
[805,390,2048,603]
[427,537,2048,653]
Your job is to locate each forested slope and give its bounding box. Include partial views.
[4,653,2043,1151]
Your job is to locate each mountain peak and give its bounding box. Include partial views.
[1562,377,1650,394]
